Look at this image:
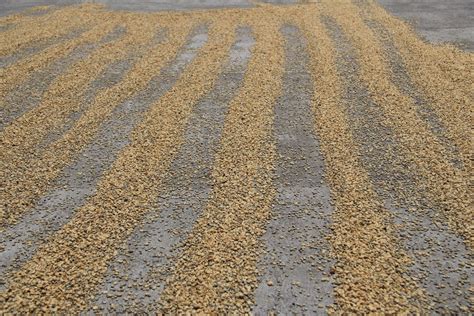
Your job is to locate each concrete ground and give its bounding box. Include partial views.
[0,0,252,15]
[379,0,474,51]
[1,0,473,50]
[0,1,472,314]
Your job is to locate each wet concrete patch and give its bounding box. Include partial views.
[0,26,207,288]
[0,26,125,131]
[252,25,334,315]
[324,16,473,313]
[89,26,254,314]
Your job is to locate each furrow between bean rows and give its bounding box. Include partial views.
[327,1,472,246]
[366,2,473,174]
[90,26,253,314]
[159,15,284,314]
[0,11,32,27]
[0,26,87,69]
[0,17,235,313]
[0,22,14,32]
[38,28,167,150]
[0,19,120,101]
[253,24,334,315]
[0,4,102,57]
[0,22,193,229]
[0,25,193,285]
[10,5,55,18]
[292,6,426,313]
[0,5,55,26]
[0,19,159,226]
[323,14,472,314]
[391,206,473,313]
[0,26,125,130]
[360,14,463,169]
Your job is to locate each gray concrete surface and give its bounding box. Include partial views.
[324,16,473,313]
[0,0,252,15]
[0,0,472,313]
[0,27,87,127]
[2,0,472,51]
[90,26,254,314]
[0,27,84,69]
[378,0,474,51]
[253,25,334,315]
[0,28,162,289]
[0,1,72,16]
[90,0,252,11]
[364,17,463,169]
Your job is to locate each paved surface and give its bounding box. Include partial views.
[1,0,473,49]
[379,0,474,50]
[90,26,253,314]
[1,0,473,48]
[253,25,334,315]
[0,1,472,314]
[0,0,252,15]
